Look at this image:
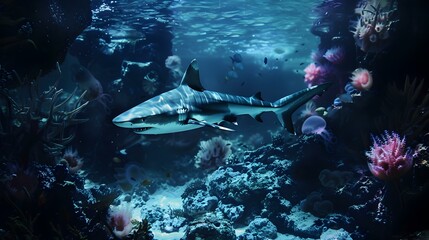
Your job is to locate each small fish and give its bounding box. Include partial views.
[119,149,127,155]
[264,57,268,65]
[299,62,304,66]
[257,73,262,78]
[295,50,299,53]
[112,157,122,163]
[275,58,278,61]
[240,81,245,86]
[284,59,288,62]
[301,43,305,46]
[130,177,137,182]
[230,53,242,63]
[141,179,152,186]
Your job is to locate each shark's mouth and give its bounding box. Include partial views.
[133,127,152,133]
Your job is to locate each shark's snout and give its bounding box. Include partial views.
[112,115,133,128]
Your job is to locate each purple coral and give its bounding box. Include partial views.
[366,131,414,181]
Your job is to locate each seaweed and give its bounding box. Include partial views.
[377,77,429,141]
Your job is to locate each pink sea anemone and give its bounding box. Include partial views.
[350,68,373,91]
[304,63,328,86]
[108,203,134,239]
[366,131,414,181]
[62,147,83,173]
[323,46,345,64]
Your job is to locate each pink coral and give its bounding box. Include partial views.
[350,68,373,91]
[303,63,328,86]
[108,203,134,239]
[366,131,414,181]
[323,47,345,64]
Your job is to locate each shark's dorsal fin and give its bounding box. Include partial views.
[180,59,205,92]
[252,92,263,101]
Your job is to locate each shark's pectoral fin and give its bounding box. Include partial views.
[188,118,235,132]
[278,111,294,134]
[223,114,238,125]
[254,113,263,123]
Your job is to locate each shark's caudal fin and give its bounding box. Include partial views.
[273,82,332,133]
[180,59,205,91]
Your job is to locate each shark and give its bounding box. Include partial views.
[112,59,331,135]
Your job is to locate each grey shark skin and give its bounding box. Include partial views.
[112,59,331,135]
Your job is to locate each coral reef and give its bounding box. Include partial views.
[351,0,399,53]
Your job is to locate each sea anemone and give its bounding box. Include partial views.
[194,136,232,170]
[350,68,373,91]
[310,50,324,63]
[366,131,414,181]
[300,101,317,118]
[323,46,345,64]
[108,203,134,239]
[303,63,329,86]
[165,55,182,71]
[61,147,83,173]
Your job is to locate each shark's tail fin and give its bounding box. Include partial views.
[273,82,332,133]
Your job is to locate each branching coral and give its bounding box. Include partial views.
[0,79,88,164]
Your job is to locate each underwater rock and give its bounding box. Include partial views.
[121,60,161,96]
[0,0,92,87]
[217,202,244,223]
[320,228,352,240]
[283,205,324,238]
[238,217,277,240]
[319,169,353,189]
[182,189,218,217]
[182,213,236,240]
[299,191,333,218]
[207,162,286,203]
[261,190,292,230]
[143,205,186,233]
